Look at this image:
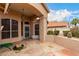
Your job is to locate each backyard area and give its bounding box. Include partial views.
[0,40,79,56]
[0,3,79,56]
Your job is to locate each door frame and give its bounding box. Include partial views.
[23,24,30,39]
[33,22,39,39]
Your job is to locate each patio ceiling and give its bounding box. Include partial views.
[0,4,5,12]
[8,3,42,17]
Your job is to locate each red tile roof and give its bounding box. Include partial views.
[48,22,68,28]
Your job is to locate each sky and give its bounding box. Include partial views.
[47,3,79,23]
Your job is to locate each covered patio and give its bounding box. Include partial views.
[0,3,48,43]
[0,3,79,56]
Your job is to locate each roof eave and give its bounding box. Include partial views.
[41,3,49,13]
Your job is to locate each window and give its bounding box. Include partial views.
[12,20,18,37]
[1,19,18,39]
[35,24,39,35]
[21,21,23,36]
[1,19,10,39]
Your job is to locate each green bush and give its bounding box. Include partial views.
[67,32,72,38]
[13,44,24,51]
[71,31,76,37]
[47,30,53,35]
[63,31,70,36]
[53,30,60,35]
[71,30,79,38]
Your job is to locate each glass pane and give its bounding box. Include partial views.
[12,20,18,38]
[35,31,39,35]
[1,19,10,31]
[1,31,10,39]
[35,24,39,29]
[12,20,18,30]
[21,21,23,36]
[35,24,39,35]
[25,26,29,38]
[12,31,18,37]
[1,19,10,39]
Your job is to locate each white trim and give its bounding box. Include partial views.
[23,22,30,39]
[8,18,11,39]
[23,21,25,39]
[33,21,39,35]
[32,22,39,39]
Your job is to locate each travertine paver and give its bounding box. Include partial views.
[0,40,79,56]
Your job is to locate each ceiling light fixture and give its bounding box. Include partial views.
[36,17,40,20]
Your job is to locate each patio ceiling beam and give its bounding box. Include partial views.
[4,3,9,14]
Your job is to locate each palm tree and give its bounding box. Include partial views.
[71,18,79,26]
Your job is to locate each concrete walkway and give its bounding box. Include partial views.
[0,40,79,56]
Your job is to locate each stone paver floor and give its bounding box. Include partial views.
[0,40,79,56]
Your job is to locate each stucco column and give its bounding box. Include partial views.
[39,16,47,42]
[18,19,22,40]
[30,21,33,39]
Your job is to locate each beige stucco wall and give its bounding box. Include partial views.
[39,16,47,42]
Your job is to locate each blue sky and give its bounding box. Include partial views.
[47,3,79,22]
[47,3,79,11]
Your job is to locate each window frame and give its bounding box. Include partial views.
[12,19,18,38]
[0,18,18,39]
[34,23,39,35]
[1,19,10,39]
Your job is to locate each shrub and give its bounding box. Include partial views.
[70,26,79,32]
[75,30,79,38]
[71,30,79,38]
[67,32,72,38]
[71,31,76,37]
[63,31,70,36]
[53,30,60,35]
[47,30,53,35]
[13,44,24,51]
